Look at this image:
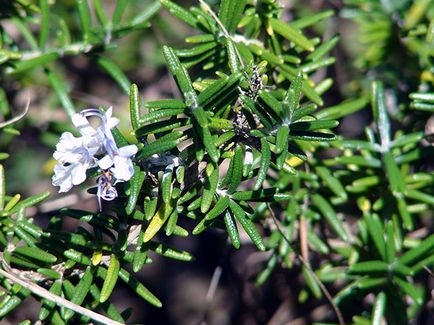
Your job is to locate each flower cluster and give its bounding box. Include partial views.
[52,108,137,206]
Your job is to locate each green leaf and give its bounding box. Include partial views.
[227,145,243,193]
[160,0,198,28]
[13,246,57,263]
[307,231,329,254]
[64,249,91,265]
[399,234,434,265]
[385,221,396,263]
[302,265,322,298]
[256,254,278,286]
[64,266,93,319]
[145,99,186,110]
[165,209,178,236]
[333,140,380,152]
[175,42,217,57]
[133,228,148,272]
[76,0,92,43]
[224,210,240,249]
[300,57,336,74]
[39,280,62,320]
[396,196,413,230]
[0,296,22,318]
[143,201,173,242]
[288,130,335,141]
[229,200,265,251]
[306,34,340,61]
[225,38,241,73]
[269,18,314,51]
[357,277,387,290]
[283,71,303,121]
[186,34,215,43]
[289,10,334,29]
[372,291,386,325]
[364,213,386,260]
[89,284,125,323]
[312,194,348,241]
[36,268,61,280]
[330,155,382,168]
[97,57,131,94]
[10,191,50,214]
[218,0,246,32]
[232,188,289,201]
[193,195,229,235]
[112,0,128,26]
[405,190,434,205]
[99,266,161,308]
[275,125,289,154]
[0,165,4,210]
[258,90,283,121]
[136,131,185,159]
[315,166,347,200]
[371,81,391,149]
[349,260,389,274]
[161,166,173,204]
[92,0,109,26]
[139,107,185,124]
[118,268,161,307]
[409,92,434,103]
[129,84,141,130]
[198,126,220,162]
[45,68,75,119]
[201,163,219,213]
[391,132,424,148]
[39,0,50,48]
[148,241,193,261]
[100,254,120,303]
[314,97,368,120]
[253,138,270,191]
[198,73,241,108]
[162,45,195,96]
[290,119,339,131]
[125,166,145,215]
[393,277,423,305]
[9,52,59,74]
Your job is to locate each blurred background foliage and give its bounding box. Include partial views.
[0,0,433,324]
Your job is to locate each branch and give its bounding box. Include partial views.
[267,204,345,325]
[0,98,30,128]
[0,254,123,325]
[197,0,245,68]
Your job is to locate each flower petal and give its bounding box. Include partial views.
[71,163,89,185]
[52,164,74,193]
[72,114,97,137]
[98,155,114,170]
[111,155,134,181]
[118,144,138,158]
[104,107,119,130]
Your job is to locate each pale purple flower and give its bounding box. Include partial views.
[52,107,137,205]
[52,132,98,192]
[98,145,138,182]
[96,172,118,211]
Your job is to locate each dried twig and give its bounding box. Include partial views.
[267,204,345,325]
[0,254,123,325]
[0,98,30,128]
[197,0,245,68]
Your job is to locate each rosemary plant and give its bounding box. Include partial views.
[0,1,432,324]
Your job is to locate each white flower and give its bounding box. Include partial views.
[52,132,98,192]
[52,107,138,207]
[78,107,137,181]
[98,145,138,182]
[74,107,120,153]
